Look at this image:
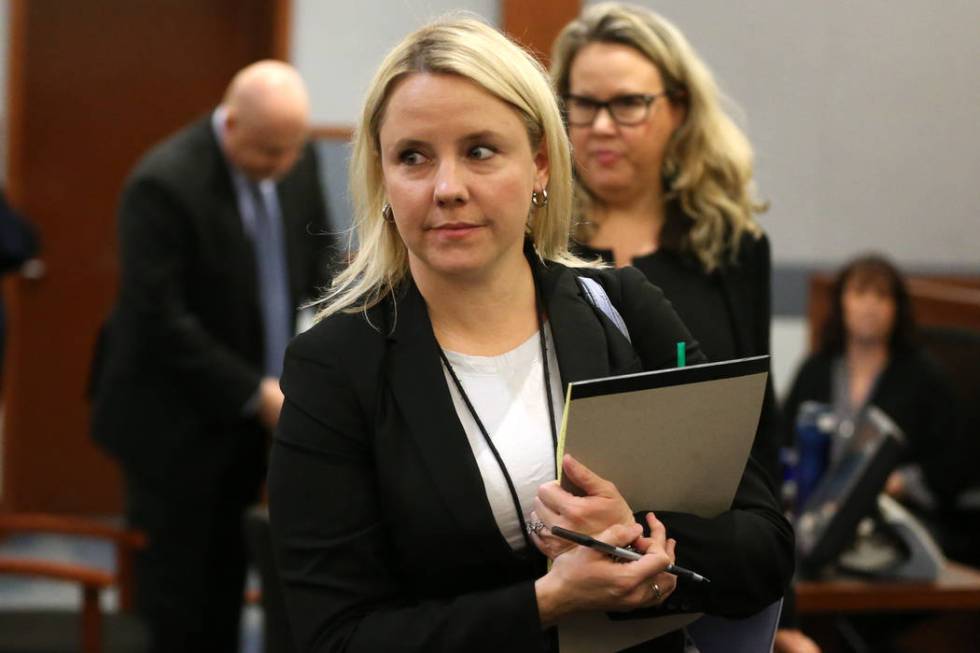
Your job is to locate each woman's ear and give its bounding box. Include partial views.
[668,97,688,133]
[534,138,550,191]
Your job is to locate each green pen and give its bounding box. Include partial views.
[676,341,686,368]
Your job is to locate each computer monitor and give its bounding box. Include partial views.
[796,405,906,576]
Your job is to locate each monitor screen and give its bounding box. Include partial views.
[796,406,906,575]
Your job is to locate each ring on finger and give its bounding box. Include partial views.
[652,583,662,600]
[526,518,546,535]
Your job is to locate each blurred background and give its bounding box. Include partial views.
[0,1,977,651]
[1,0,977,515]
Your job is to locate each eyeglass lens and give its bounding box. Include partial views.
[565,94,657,126]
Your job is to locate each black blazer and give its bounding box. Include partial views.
[782,349,962,505]
[91,115,333,489]
[578,230,781,490]
[269,256,794,653]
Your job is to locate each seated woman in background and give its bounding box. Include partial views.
[783,254,961,519]
[268,16,792,653]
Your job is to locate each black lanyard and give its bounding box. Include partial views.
[437,293,559,551]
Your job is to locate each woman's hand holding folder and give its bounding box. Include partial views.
[528,454,680,627]
[534,513,678,627]
[531,454,637,559]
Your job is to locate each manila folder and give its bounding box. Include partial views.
[555,356,769,653]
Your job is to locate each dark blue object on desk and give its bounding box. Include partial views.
[794,401,833,513]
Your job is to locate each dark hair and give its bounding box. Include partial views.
[819,254,917,356]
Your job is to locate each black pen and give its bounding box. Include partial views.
[549,525,711,583]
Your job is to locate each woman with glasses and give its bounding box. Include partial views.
[268,15,792,653]
[551,4,814,652]
[552,2,778,485]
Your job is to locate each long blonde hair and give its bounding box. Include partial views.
[313,16,590,323]
[552,2,767,271]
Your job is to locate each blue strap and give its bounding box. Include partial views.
[576,276,632,344]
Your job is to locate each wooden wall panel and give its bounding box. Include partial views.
[311,126,354,142]
[308,0,585,143]
[3,0,288,514]
[807,275,980,352]
[502,0,581,66]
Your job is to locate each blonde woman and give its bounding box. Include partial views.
[268,16,791,653]
[553,1,781,496]
[552,4,807,649]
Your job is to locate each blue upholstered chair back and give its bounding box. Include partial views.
[686,599,783,653]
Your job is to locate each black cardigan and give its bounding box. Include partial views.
[269,256,793,653]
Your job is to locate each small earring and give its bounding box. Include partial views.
[381,202,395,223]
[530,189,549,208]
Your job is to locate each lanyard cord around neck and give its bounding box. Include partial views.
[437,291,559,552]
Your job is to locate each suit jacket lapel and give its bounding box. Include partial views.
[538,265,611,387]
[275,156,308,310]
[201,121,259,318]
[536,261,642,386]
[385,283,516,564]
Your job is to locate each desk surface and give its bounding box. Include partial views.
[797,561,980,613]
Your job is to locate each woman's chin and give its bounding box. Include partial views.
[411,254,494,283]
[849,332,891,349]
[582,175,638,202]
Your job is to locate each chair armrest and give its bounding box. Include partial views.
[0,513,146,611]
[0,556,113,589]
[0,513,145,549]
[0,557,112,653]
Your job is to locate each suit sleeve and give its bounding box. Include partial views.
[748,233,782,493]
[117,175,260,419]
[611,265,706,370]
[614,266,795,618]
[269,332,545,653]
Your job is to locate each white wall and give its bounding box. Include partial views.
[584,0,980,270]
[772,317,809,400]
[291,0,498,125]
[1,3,958,398]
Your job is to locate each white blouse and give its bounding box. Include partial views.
[442,325,564,550]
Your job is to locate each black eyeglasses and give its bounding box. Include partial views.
[563,92,667,127]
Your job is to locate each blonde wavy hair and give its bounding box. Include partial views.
[313,16,591,323]
[552,2,767,271]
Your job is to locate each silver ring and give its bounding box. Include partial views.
[652,583,662,600]
[526,519,546,535]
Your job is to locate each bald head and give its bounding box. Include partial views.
[221,60,312,181]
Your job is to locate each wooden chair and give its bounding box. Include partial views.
[0,513,148,653]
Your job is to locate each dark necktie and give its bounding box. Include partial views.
[247,182,291,377]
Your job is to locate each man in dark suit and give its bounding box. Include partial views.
[91,60,333,652]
